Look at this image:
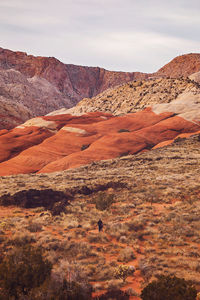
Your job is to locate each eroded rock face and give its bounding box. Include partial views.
[1,47,200,130]
[0,48,148,97]
[189,71,200,84]
[0,126,54,163]
[0,47,147,129]
[0,68,76,129]
[0,99,32,130]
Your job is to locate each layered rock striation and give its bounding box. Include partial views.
[0,100,199,176]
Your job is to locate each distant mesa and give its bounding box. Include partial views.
[0,47,200,129]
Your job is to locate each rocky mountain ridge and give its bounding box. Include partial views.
[156,53,200,77]
[1,47,200,130]
[0,47,147,129]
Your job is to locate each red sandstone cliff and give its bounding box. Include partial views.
[155,53,200,78]
[0,47,147,104]
[0,47,147,129]
[1,47,200,131]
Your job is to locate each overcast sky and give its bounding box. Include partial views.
[0,0,200,72]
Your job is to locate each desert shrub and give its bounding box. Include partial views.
[119,151,130,157]
[106,279,124,290]
[106,222,128,240]
[61,241,95,259]
[51,201,67,216]
[97,265,116,281]
[0,236,4,245]
[28,277,92,300]
[118,129,130,133]
[87,233,108,244]
[117,247,136,262]
[81,144,90,151]
[114,265,135,282]
[138,259,156,280]
[127,220,145,231]
[7,231,35,246]
[26,221,43,232]
[141,275,197,300]
[95,288,129,299]
[0,189,72,210]
[35,258,92,300]
[50,279,92,299]
[0,244,52,298]
[95,192,115,211]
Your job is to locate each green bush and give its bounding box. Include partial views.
[141,275,197,300]
[95,192,115,211]
[0,245,52,298]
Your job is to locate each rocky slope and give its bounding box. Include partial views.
[61,77,200,116]
[1,47,200,130]
[0,47,147,99]
[189,70,200,84]
[156,53,200,78]
[0,98,31,130]
[0,47,147,129]
[0,135,199,297]
[0,68,72,129]
[0,134,199,201]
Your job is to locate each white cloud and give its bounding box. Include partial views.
[0,0,200,72]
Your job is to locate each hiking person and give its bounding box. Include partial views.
[97,219,103,232]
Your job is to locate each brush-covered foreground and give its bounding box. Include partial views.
[0,135,200,299]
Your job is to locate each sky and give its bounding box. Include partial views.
[0,0,200,73]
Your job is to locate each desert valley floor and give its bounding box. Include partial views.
[0,134,199,299]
